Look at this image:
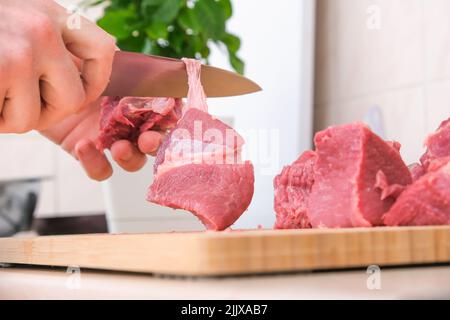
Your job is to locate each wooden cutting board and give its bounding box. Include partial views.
[1,226,449,276]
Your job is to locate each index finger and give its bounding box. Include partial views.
[56,5,116,104]
[138,131,164,156]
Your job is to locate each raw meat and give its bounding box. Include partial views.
[272,122,412,229]
[274,113,450,229]
[273,151,316,229]
[374,170,407,201]
[409,163,426,182]
[96,96,182,150]
[274,123,412,229]
[381,117,450,226]
[403,118,450,182]
[147,59,254,231]
[383,163,450,226]
[427,156,450,172]
[153,108,245,176]
[308,123,412,228]
[149,163,254,230]
[420,117,450,170]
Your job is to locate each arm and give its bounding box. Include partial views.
[1,0,162,180]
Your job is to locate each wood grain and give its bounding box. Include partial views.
[1,226,449,276]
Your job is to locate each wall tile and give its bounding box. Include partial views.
[314,86,425,164]
[315,0,424,105]
[426,79,450,134]
[424,0,450,81]
[379,88,426,164]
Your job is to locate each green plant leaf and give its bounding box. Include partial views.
[222,32,240,53]
[145,20,168,39]
[97,6,135,39]
[109,0,133,10]
[220,0,232,19]
[229,52,244,75]
[151,0,182,23]
[192,36,206,53]
[117,33,146,52]
[177,7,202,34]
[201,45,210,59]
[193,0,226,40]
[89,0,244,73]
[141,0,164,6]
[141,37,151,54]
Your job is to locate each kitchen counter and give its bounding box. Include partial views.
[1,265,449,299]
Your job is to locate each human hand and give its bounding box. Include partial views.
[40,99,164,181]
[0,0,116,133]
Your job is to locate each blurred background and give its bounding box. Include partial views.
[0,0,449,236]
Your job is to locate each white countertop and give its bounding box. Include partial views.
[1,265,449,299]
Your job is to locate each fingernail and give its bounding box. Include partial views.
[119,147,133,162]
[76,141,95,160]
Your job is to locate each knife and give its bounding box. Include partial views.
[102,51,262,98]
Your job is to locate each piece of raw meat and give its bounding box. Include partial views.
[404,118,450,181]
[147,59,254,231]
[273,151,316,229]
[149,163,254,230]
[374,170,407,201]
[420,117,450,170]
[307,123,412,228]
[96,96,182,150]
[409,163,426,182]
[383,163,450,226]
[427,156,450,172]
[153,108,245,176]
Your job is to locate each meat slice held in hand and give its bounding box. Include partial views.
[96,96,182,150]
[149,163,254,230]
[147,59,254,231]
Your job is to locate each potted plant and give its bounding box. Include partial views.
[83,0,245,74]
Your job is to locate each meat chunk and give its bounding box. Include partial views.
[273,122,411,229]
[96,96,182,150]
[382,117,450,226]
[420,117,450,170]
[148,163,254,230]
[153,108,245,176]
[273,151,316,229]
[374,170,407,201]
[409,163,426,182]
[383,163,450,226]
[307,123,411,228]
[147,59,254,231]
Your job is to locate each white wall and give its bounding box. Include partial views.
[314,0,450,165]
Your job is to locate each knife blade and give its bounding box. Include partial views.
[102,51,262,98]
